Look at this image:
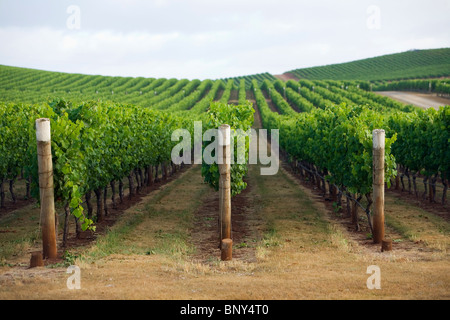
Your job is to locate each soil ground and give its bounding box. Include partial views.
[274,73,299,82]
[376,91,449,109]
[0,103,449,301]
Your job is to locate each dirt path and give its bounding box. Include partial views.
[229,89,238,103]
[191,176,264,264]
[260,90,280,114]
[274,73,299,82]
[214,89,224,102]
[376,91,449,109]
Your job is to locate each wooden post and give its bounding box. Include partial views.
[221,238,233,261]
[29,252,44,268]
[381,239,392,252]
[219,124,231,260]
[36,118,58,259]
[372,129,385,244]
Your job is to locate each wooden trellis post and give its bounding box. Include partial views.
[36,118,58,259]
[372,129,385,244]
[219,124,232,261]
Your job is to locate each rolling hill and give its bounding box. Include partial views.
[1,48,450,104]
[285,47,450,81]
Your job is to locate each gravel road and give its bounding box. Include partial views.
[376,91,449,109]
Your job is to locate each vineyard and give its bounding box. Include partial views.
[0,54,449,300]
[287,48,450,81]
[0,65,274,105]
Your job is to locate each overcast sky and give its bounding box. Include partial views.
[0,0,449,80]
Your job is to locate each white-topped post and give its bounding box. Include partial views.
[372,129,385,244]
[218,124,232,260]
[36,118,57,259]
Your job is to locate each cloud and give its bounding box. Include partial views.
[0,27,182,74]
[0,0,449,79]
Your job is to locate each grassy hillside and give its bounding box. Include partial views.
[1,48,450,104]
[287,48,450,81]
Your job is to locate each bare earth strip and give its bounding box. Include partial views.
[376,91,450,110]
[274,73,299,82]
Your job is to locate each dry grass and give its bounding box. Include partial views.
[0,203,41,265]
[1,162,449,300]
[384,195,449,252]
